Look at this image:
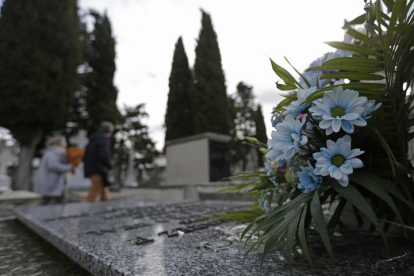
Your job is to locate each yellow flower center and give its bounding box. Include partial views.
[331,155,345,167]
[331,106,345,117]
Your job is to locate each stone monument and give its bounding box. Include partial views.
[0,140,16,193]
[124,147,138,187]
[165,132,231,185]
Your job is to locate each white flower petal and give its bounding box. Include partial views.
[338,175,349,187]
[340,164,353,174]
[342,135,352,144]
[350,117,367,127]
[319,120,332,129]
[349,158,364,168]
[327,140,336,148]
[326,126,333,135]
[339,142,351,156]
[341,120,354,133]
[332,119,342,132]
[331,167,343,179]
[300,135,308,145]
[347,149,364,158]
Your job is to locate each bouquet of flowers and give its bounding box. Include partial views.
[67,147,85,167]
[226,0,414,269]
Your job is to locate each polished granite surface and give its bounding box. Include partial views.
[14,199,414,276]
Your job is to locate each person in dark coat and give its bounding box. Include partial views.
[84,121,114,201]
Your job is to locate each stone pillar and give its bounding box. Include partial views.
[0,141,15,193]
[123,147,138,187]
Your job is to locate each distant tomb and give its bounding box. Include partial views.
[165,132,231,185]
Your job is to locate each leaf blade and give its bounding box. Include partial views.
[331,181,387,247]
[325,41,383,57]
[310,191,335,263]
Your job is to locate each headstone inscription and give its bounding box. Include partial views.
[15,199,414,276]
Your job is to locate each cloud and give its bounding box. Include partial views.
[257,88,284,104]
[145,72,157,79]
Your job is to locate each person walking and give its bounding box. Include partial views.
[84,121,114,201]
[33,136,75,205]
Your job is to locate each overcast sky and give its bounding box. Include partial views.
[4,0,365,149]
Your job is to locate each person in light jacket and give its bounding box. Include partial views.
[33,136,75,205]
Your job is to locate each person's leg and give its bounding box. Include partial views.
[100,187,111,201]
[85,174,103,202]
[100,173,111,201]
[57,190,68,204]
[40,196,51,205]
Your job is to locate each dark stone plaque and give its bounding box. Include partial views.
[209,140,230,181]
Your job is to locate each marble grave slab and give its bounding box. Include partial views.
[14,199,264,276]
[14,199,414,276]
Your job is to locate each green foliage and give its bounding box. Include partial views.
[165,37,194,142]
[83,10,122,134]
[113,104,158,182]
[193,10,230,135]
[0,0,81,144]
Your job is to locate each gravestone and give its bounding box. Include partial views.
[166,132,231,185]
[14,199,414,276]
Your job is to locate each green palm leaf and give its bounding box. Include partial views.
[350,172,408,238]
[325,41,383,57]
[319,72,385,81]
[310,191,335,262]
[346,28,384,50]
[331,182,388,247]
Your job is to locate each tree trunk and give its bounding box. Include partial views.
[13,129,43,190]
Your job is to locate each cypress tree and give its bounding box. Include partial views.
[65,21,90,137]
[254,104,268,167]
[229,82,256,171]
[0,0,81,190]
[193,10,230,135]
[84,11,122,135]
[165,37,194,142]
